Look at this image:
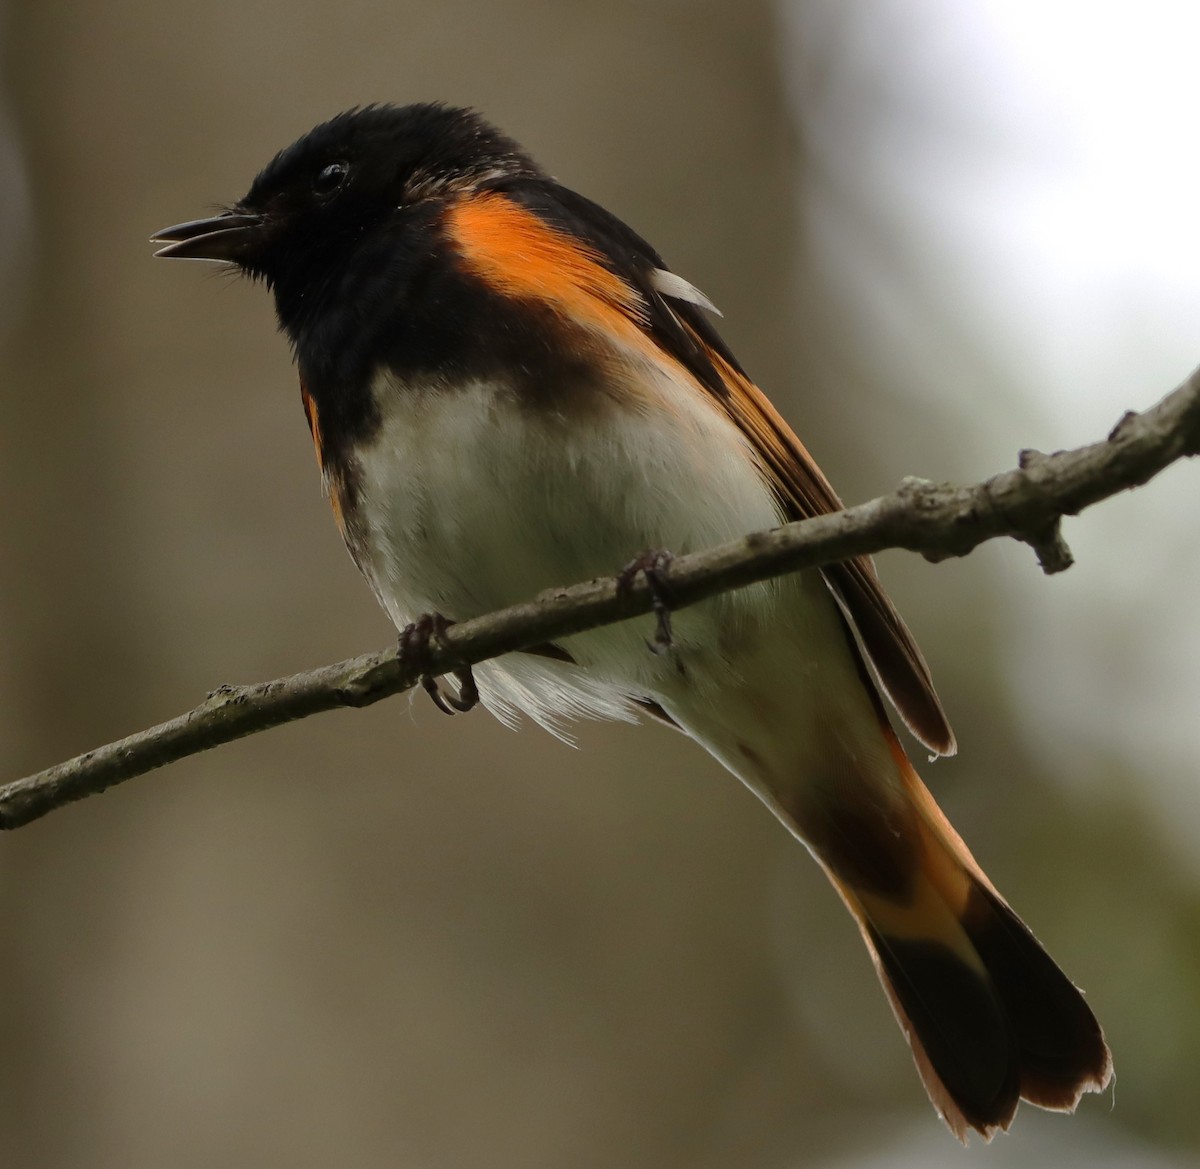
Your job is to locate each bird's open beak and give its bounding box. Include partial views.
[150,211,265,261]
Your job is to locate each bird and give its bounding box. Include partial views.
[151,102,1111,1140]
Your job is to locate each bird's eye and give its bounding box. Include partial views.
[312,161,349,196]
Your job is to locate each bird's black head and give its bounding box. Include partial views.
[152,104,542,327]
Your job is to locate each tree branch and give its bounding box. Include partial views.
[3,368,1198,830]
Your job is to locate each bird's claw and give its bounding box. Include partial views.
[617,549,676,653]
[397,613,479,715]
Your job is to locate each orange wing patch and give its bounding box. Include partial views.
[682,330,956,756]
[447,192,651,352]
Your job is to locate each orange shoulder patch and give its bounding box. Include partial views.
[446,192,647,346]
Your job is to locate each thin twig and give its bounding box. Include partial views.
[2,367,1198,829]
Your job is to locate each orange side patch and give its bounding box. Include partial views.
[300,385,325,471]
[300,385,345,535]
[446,192,649,348]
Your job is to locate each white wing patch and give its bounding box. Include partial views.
[649,268,722,316]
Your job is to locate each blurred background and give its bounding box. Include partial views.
[1,1,1198,1165]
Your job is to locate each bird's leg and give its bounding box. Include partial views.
[617,549,676,653]
[397,613,479,715]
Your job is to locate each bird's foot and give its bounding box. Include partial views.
[617,549,676,653]
[397,613,479,715]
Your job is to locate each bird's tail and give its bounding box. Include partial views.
[805,731,1111,1140]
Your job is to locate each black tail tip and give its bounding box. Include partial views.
[870,885,1111,1141]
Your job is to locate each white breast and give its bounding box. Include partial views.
[349,362,787,733]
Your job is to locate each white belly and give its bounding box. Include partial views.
[347,369,796,730]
